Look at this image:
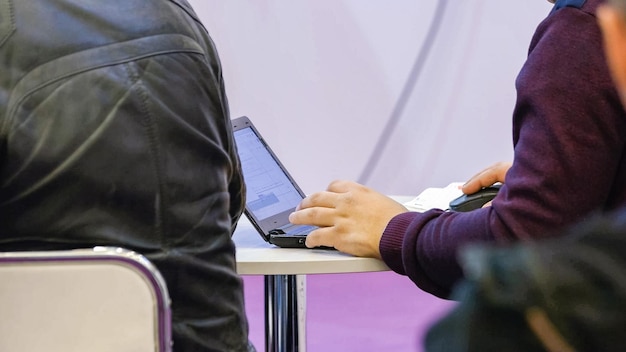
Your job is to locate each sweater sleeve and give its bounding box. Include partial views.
[379,2,626,299]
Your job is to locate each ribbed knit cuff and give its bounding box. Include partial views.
[379,212,417,275]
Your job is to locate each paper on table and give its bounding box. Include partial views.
[403,182,464,212]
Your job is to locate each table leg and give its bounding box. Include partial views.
[265,274,306,352]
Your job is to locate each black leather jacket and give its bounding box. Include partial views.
[0,1,252,351]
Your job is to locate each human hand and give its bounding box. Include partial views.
[288,180,408,259]
[462,161,511,195]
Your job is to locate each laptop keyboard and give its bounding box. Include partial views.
[278,224,317,236]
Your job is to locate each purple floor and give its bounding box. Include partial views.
[243,271,456,352]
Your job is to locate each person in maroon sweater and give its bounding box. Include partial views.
[289,0,626,298]
[422,2,626,350]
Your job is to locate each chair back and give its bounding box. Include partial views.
[0,247,172,352]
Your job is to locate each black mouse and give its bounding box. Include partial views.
[449,184,501,212]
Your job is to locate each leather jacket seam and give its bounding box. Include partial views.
[2,34,203,138]
[168,0,207,33]
[0,0,16,48]
[123,62,167,246]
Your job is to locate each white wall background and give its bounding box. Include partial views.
[189,0,553,196]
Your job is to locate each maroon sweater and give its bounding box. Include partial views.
[379,0,626,298]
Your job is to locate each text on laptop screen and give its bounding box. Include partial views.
[234,127,303,221]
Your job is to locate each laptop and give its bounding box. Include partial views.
[231,116,318,248]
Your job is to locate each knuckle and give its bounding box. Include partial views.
[341,193,355,206]
[328,179,346,191]
[307,192,322,204]
[328,179,342,187]
[307,207,323,221]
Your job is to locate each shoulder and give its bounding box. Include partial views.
[532,0,604,50]
[513,0,604,62]
[550,0,605,15]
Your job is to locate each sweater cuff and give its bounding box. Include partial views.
[379,212,416,275]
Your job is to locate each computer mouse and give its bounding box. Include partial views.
[449,184,501,212]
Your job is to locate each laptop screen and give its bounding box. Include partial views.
[233,126,303,222]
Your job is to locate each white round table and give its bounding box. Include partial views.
[233,216,391,352]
